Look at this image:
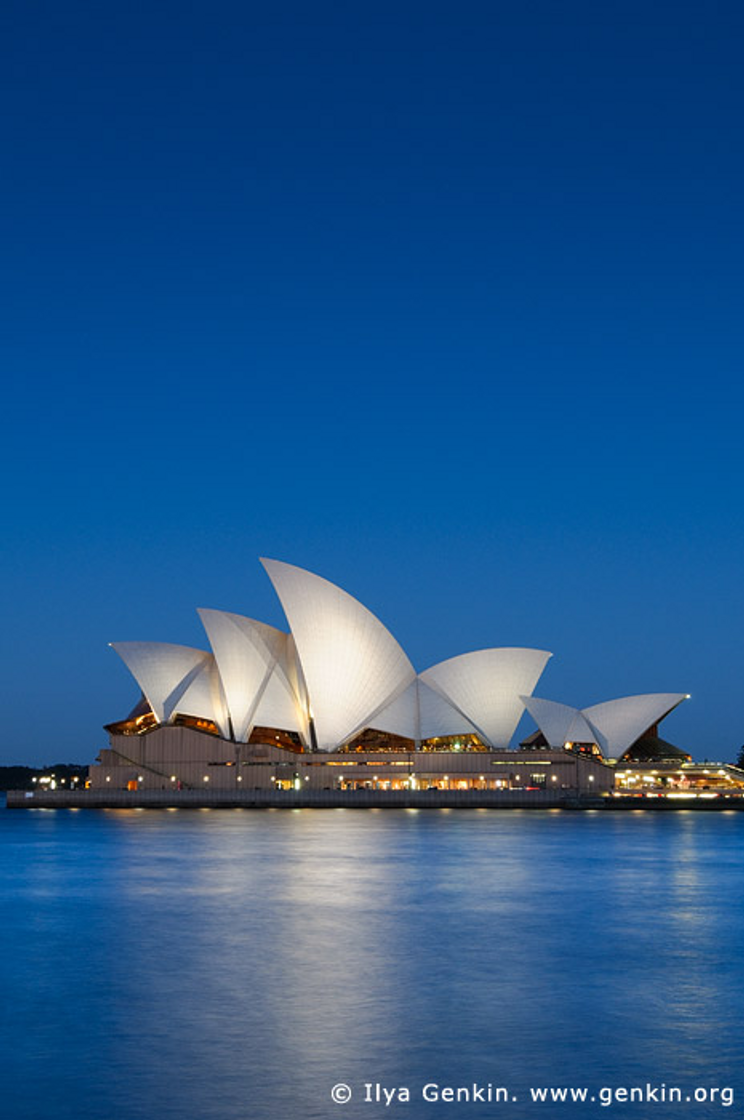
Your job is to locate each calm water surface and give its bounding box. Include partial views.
[1,808,742,1120]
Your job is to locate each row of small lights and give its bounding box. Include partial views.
[119,765,602,788]
[32,775,81,787]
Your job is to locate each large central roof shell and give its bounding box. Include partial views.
[261,558,417,750]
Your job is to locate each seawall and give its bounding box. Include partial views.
[6,789,744,811]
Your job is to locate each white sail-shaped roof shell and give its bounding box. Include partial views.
[370,680,421,741]
[419,681,482,740]
[252,665,308,742]
[523,692,688,756]
[565,711,598,745]
[521,696,598,748]
[110,642,212,725]
[173,656,231,739]
[198,609,290,742]
[420,648,552,749]
[261,558,417,751]
[582,693,688,758]
[372,680,482,742]
[282,634,310,742]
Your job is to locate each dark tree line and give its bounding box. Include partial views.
[0,764,87,792]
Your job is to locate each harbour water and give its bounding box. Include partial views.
[1,807,742,1119]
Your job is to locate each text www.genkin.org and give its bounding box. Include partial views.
[329,1082,735,1108]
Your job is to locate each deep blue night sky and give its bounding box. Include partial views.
[2,0,743,764]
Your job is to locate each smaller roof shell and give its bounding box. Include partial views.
[521,696,597,748]
[173,656,231,739]
[523,692,689,758]
[198,609,289,742]
[583,693,688,758]
[110,642,212,725]
[421,647,552,749]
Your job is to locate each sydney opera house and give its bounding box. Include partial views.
[87,559,692,799]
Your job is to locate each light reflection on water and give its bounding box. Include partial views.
[0,809,743,1119]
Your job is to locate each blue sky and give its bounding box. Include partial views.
[2,0,743,763]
